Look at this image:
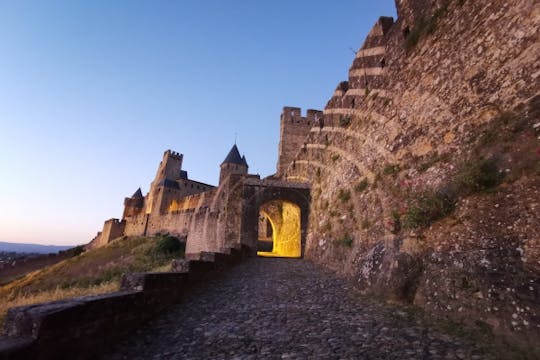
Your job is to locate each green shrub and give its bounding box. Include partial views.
[383,164,400,176]
[339,116,351,127]
[155,235,185,255]
[355,179,369,193]
[338,189,351,202]
[456,158,503,194]
[337,235,353,247]
[403,190,455,229]
[67,245,85,257]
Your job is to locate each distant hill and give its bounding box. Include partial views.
[0,241,74,254]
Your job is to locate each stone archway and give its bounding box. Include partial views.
[257,200,301,258]
[241,179,310,257]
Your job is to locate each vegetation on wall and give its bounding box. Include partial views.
[383,164,400,176]
[339,116,351,127]
[403,190,455,229]
[355,178,369,193]
[404,1,451,51]
[338,189,351,203]
[336,234,353,247]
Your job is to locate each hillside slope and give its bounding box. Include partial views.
[0,235,184,331]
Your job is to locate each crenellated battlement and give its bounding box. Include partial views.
[277,106,322,176]
[281,107,322,126]
[164,149,183,160]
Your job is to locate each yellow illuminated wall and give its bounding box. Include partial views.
[258,201,301,258]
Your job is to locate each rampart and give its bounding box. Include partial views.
[283,0,539,346]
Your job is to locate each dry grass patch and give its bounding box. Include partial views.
[0,235,184,332]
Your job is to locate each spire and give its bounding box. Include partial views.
[241,155,249,168]
[132,188,143,198]
[221,144,244,166]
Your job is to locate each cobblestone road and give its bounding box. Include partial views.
[105,258,495,359]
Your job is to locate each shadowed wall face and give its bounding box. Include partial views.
[258,201,301,258]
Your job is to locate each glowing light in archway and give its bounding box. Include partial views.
[257,201,301,258]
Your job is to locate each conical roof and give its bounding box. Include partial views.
[241,155,249,168]
[221,144,244,165]
[132,188,143,198]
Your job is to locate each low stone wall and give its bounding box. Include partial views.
[0,246,251,360]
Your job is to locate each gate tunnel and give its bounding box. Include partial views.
[241,179,310,258]
[257,201,301,258]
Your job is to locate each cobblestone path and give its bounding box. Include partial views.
[105,258,495,360]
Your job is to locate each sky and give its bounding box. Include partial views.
[0,0,397,246]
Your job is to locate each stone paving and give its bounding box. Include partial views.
[104,258,495,360]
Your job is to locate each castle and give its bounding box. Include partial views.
[88,135,312,258]
[87,0,539,345]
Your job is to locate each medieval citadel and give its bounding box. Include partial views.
[86,0,539,345]
[2,0,537,355]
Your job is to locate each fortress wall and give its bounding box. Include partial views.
[284,0,540,344]
[184,175,245,255]
[123,188,219,239]
[184,210,214,255]
[123,214,147,237]
[145,211,193,237]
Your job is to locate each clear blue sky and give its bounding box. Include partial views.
[0,1,397,246]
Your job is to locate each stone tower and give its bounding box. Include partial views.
[152,150,184,185]
[146,150,184,214]
[276,107,322,177]
[219,144,248,184]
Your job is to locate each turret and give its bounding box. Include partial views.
[152,150,184,184]
[219,144,248,184]
[123,187,145,218]
[276,107,321,177]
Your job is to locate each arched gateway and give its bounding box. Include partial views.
[241,178,310,258]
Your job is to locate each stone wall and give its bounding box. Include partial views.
[284,0,539,345]
[0,246,250,360]
[86,219,126,250]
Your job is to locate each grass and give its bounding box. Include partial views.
[0,235,184,331]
